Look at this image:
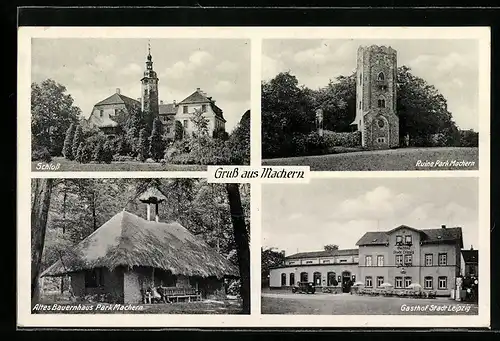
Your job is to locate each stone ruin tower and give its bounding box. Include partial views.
[352,45,399,149]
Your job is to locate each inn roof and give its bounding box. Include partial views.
[356,225,463,248]
[285,248,359,260]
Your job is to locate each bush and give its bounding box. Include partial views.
[323,131,361,148]
[113,155,136,162]
[92,140,104,163]
[102,140,114,164]
[62,123,76,160]
[75,142,92,163]
[32,146,52,163]
[137,128,150,162]
[72,125,84,159]
[460,130,479,147]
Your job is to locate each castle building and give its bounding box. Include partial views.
[88,46,226,137]
[351,45,399,149]
[269,224,471,297]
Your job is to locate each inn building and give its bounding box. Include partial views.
[269,224,471,296]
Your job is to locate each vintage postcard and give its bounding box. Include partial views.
[18,26,490,329]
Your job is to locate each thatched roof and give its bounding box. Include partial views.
[41,211,239,279]
[138,186,167,203]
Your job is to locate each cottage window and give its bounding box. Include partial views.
[425,254,433,266]
[85,268,103,288]
[404,277,412,288]
[377,276,384,287]
[424,276,433,289]
[405,235,413,245]
[281,273,287,286]
[396,235,403,245]
[377,255,384,267]
[439,253,447,266]
[202,104,207,112]
[404,254,412,266]
[365,255,372,266]
[290,273,295,286]
[395,277,403,288]
[438,276,447,289]
[378,72,385,81]
[183,120,188,129]
[395,255,403,266]
[183,106,188,114]
[365,276,373,288]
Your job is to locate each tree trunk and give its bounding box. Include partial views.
[225,183,250,314]
[91,190,97,231]
[31,178,53,308]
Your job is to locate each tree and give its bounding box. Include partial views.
[190,108,210,137]
[324,244,339,252]
[72,124,84,159]
[225,183,250,314]
[92,140,104,163]
[31,178,54,307]
[174,120,184,140]
[261,247,285,288]
[227,110,250,165]
[124,106,146,156]
[102,140,114,164]
[149,117,166,162]
[31,79,81,156]
[137,128,150,162]
[62,123,76,160]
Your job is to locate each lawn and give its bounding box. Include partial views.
[263,147,479,171]
[33,299,243,314]
[261,292,478,315]
[32,157,207,172]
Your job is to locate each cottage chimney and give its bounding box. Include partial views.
[441,224,446,229]
[116,88,121,94]
[138,185,168,222]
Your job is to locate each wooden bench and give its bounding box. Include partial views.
[158,287,202,303]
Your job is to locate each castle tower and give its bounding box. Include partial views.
[141,42,159,121]
[352,45,399,149]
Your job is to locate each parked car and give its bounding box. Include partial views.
[292,282,316,294]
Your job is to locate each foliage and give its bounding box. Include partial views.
[324,244,339,252]
[174,120,184,141]
[62,123,76,160]
[137,128,150,162]
[261,247,285,287]
[149,117,166,162]
[190,108,210,137]
[460,129,479,147]
[227,110,250,165]
[102,140,114,164]
[213,128,229,141]
[31,79,81,156]
[32,146,52,163]
[92,140,104,163]
[75,142,92,164]
[323,131,361,148]
[72,125,84,159]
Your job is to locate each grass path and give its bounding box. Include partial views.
[263,147,479,171]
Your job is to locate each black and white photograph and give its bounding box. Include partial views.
[261,178,480,315]
[261,39,484,171]
[30,38,250,171]
[30,178,250,314]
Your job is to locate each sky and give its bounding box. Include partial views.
[263,39,479,131]
[32,38,250,133]
[262,178,479,256]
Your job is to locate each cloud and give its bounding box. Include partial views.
[163,50,214,80]
[215,60,238,73]
[189,50,213,65]
[94,54,117,70]
[213,80,234,95]
[119,63,142,76]
[262,54,286,80]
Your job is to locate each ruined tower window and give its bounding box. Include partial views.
[378,119,385,128]
[377,72,385,81]
[377,99,386,108]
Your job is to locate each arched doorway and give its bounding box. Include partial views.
[290,273,295,286]
[313,272,322,286]
[342,271,352,293]
[327,272,337,286]
[300,272,308,283]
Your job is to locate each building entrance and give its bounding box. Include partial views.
[342,271,352,293]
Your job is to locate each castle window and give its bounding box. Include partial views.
[202,104,207,112]
[166,127,171,134]
[377,72,385,81]
[377,119,385,128]
[183,120,188,129]
[377,99,386,108]
[99,110,104,118]
[183,106,188,114]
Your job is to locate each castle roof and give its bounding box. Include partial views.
[41,211,239,279]
[95,93,140,108]
[285,248,359,260]
[159,103,177,115]
[179,89,226,122]
[356,226,463,248]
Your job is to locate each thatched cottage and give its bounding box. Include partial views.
[41,186,239,304]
